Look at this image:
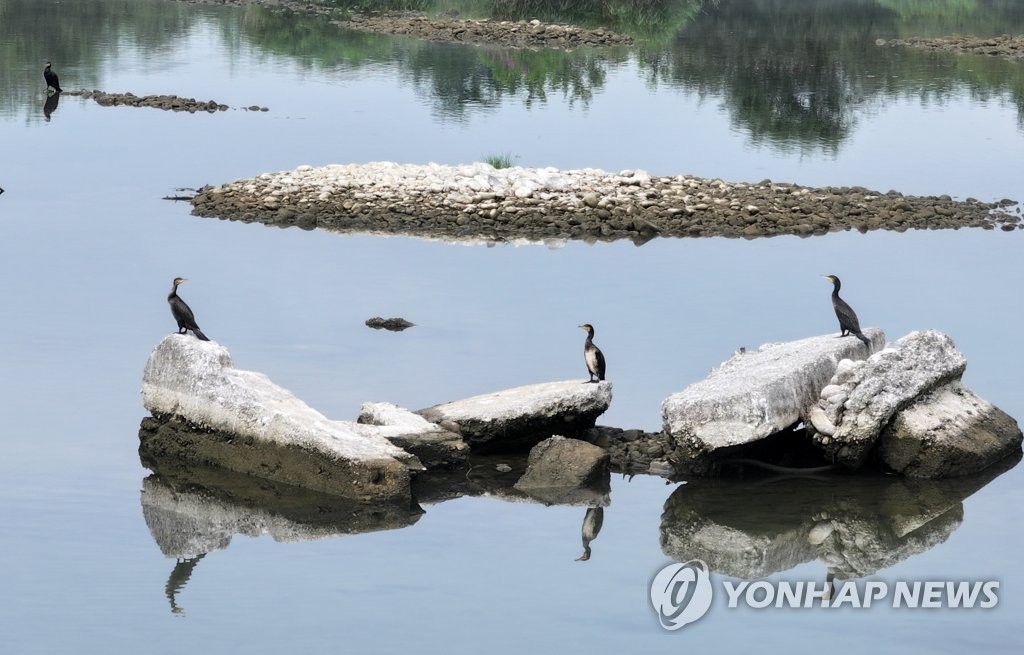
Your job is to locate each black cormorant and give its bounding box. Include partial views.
[168,277,210,341]
[43,62,61,93]
[823,275,869,347]
[579,323,606,383]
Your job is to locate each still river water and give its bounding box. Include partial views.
[2,0,1024,652]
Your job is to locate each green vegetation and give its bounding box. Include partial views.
[483,152,516,168]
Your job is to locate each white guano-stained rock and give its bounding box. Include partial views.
[140,335,420,502]
[357,402,468,468]
[661,329,885,474]
[809,330,967,469]
[416,380,612,450]
[877,382,1023,478]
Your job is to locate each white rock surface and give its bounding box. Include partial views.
[141,335,419,500]
[661,329,885,473]
[417,380,612,450]
[877,382,1023,478]
[357,402,468,468]
[809,330,967,468]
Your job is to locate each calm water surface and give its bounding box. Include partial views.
[2,1,1023,652]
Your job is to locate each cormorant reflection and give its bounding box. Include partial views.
[576,507,604,561]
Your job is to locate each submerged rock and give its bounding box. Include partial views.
[358,401,468,468]
[365,316,415,331]
[809,331,967,469]
[140,335,420,502]
[877,382,1023,478]
[416,380,612,451]
[661,329,885,475]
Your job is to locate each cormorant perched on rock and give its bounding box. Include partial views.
[823,275,869,346]
[579,323,606,383]
[43,62,61,93]
[168,277,210,341]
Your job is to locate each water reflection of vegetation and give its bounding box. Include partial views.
[242,6,627,115]
[5,0,1024,144]
[637,0,1024,151]
[313,0,706,41]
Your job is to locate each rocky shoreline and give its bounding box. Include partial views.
[178,0,632,49]
[65,90,268,113]
[882,35,1024,61]
[189,162,1022,243]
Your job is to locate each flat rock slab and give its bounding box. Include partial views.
[878,382,1023,478]
[661,329,885,475]
[358,402,468,468]
[416,380,612,451]
[810,330,967,469]
[140,335,419,502]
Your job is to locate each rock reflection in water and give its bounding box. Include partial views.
[660,453,1019,581]
[141,465,424,614]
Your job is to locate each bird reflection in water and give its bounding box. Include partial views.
[576,507,604,561]
[165,553,206,616]
[43,91,60,122]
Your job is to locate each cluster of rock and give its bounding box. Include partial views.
[190,162,1022,244]
[178,0,632,50]
[140,334,613,503]
[62,89,270,113]
[808,331,1022,478]
[64,90,240,113]
[661,329,1022,479]
[882,35,1024,61]
[587,426,673,474]
[345,15,632,50]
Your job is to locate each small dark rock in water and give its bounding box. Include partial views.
[366,317,415,331]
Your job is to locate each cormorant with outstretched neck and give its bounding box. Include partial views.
[43,62,61,93]
[823,275,869,347]
[579,323,606,383]
[168,277,210,341]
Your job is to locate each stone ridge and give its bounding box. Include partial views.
[190,162,1022,243]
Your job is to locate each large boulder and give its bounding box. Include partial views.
[140,335,420,503]
[357,402,468,468]
[809,331,967,468]
[513,436,611,505]
[661,329,885,474]
[417,380,612,451]
[877,382,1023,478]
